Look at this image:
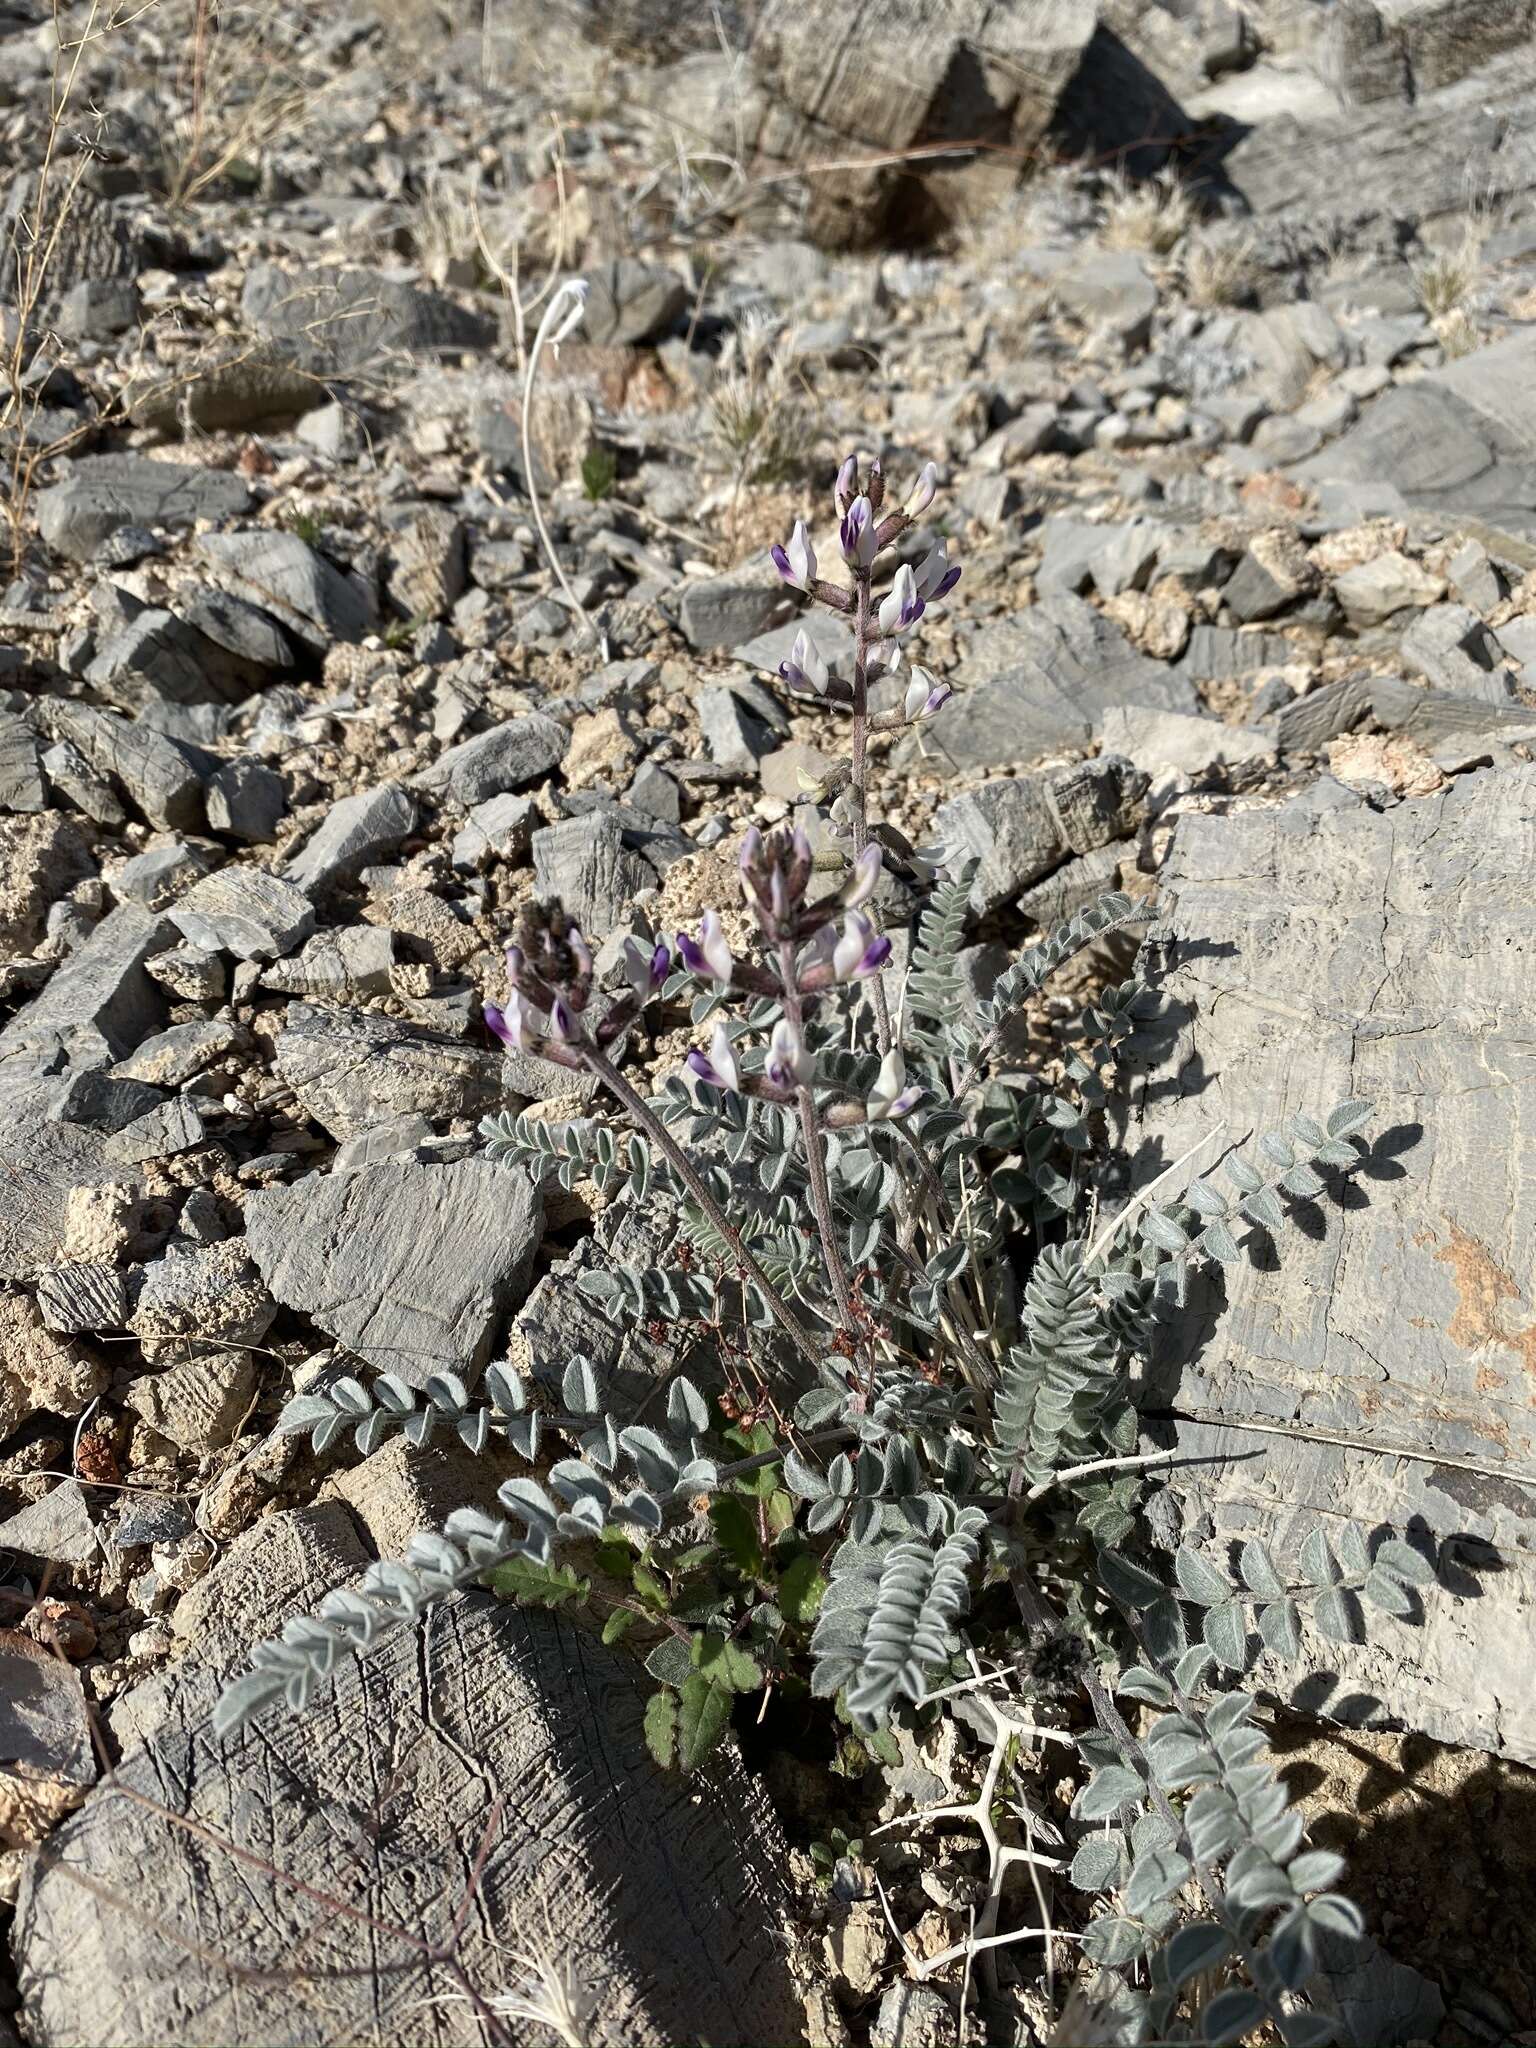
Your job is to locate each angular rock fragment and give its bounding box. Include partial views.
[934,777,1064,915]
[206,759,286,843]
[0,1483,97,1569]
[243,1157,542,1384]
[130,1241,277,1351]
[1398,603,1510,701]
[36,1263,129,1337]
[241,262,498,373]
[45,704,203,830]
[0,716,46,813]
[1099,705,1275,778]
[104,1097,206,1164]
[195,531,375,649]
[680,571,791,652]
[35,456,251,564]
[414,713,567,806]
[0,906,173,1068]
[532,813,655,938]
[920,596,1197,771]
[283,783,416,892]
[272,1003,505,1140]
[260,925,395,1000]
[168,868,315,962]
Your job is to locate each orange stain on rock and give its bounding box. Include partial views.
[1432,1222,1536,1380]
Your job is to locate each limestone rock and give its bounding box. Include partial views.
[15,1596,801,2047]
[284,783,417,892]
[243,1157,543,1385]
[1128,767,1536,1762]
[272,1003,506,1140]
[35,456,251,564]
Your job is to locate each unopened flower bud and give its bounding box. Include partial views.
[834,453,859,517]
[839,842,883,911]
[903,462,938,517]
[839,495,877,570]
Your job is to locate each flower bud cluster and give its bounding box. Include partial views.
[771,453,959,733]
[485,899,670,1067]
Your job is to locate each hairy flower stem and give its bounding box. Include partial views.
[850,572,894,1054]
[579,1043,821,1373]
[779,940,860,1348]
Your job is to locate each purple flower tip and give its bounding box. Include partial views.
[769,544,793,583]
[484,1002,512,1047]
[936,565,962,598]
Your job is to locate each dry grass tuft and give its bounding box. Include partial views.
[1100,168,1195,255]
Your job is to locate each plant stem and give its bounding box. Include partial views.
[849,572,894,1053]
[779,940,859,1345]
[579,1043,821,1374]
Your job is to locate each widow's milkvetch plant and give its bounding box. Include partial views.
[218,450,1434,2047]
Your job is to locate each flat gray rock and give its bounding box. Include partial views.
[580,257,688,345]
[272,1003,506,1140]
[14,1596,801,2048]
[194,531,375,649]
[934,776,1064,914]
[84,608,268,711]
[35,456,251,564]
[0,1079,128,1285]
[1128,766,1536,1761]
[916,595,1198,772]
[45,704,203,831]
[243,1156,543,1385]
[0,905,173,1069]
[168,867,315,962]
[532,813,655,939]
[284,783,417,892]
[1293,333,1536,535]
[241,261,499,374]
[414,713,568,806]
[680,569,791,652]
[0,716,46,813]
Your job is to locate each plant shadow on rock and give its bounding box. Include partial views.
[1269,1713,1536,2033]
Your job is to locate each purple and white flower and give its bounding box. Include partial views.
[903,665,952,721]
[866,1048,922,1121]
[770,520,817,593]
[623,936,671,1004]
[764,1017,813,1091]
[834,453,859,517]
[778,627,830,695]
[877,562,924,637]
[839,494,877,570]
[686,1020,740,1094]
[485,990,535,1053]
[833,911,891,980]
[675,914,732,985]
[914,538,961,602]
